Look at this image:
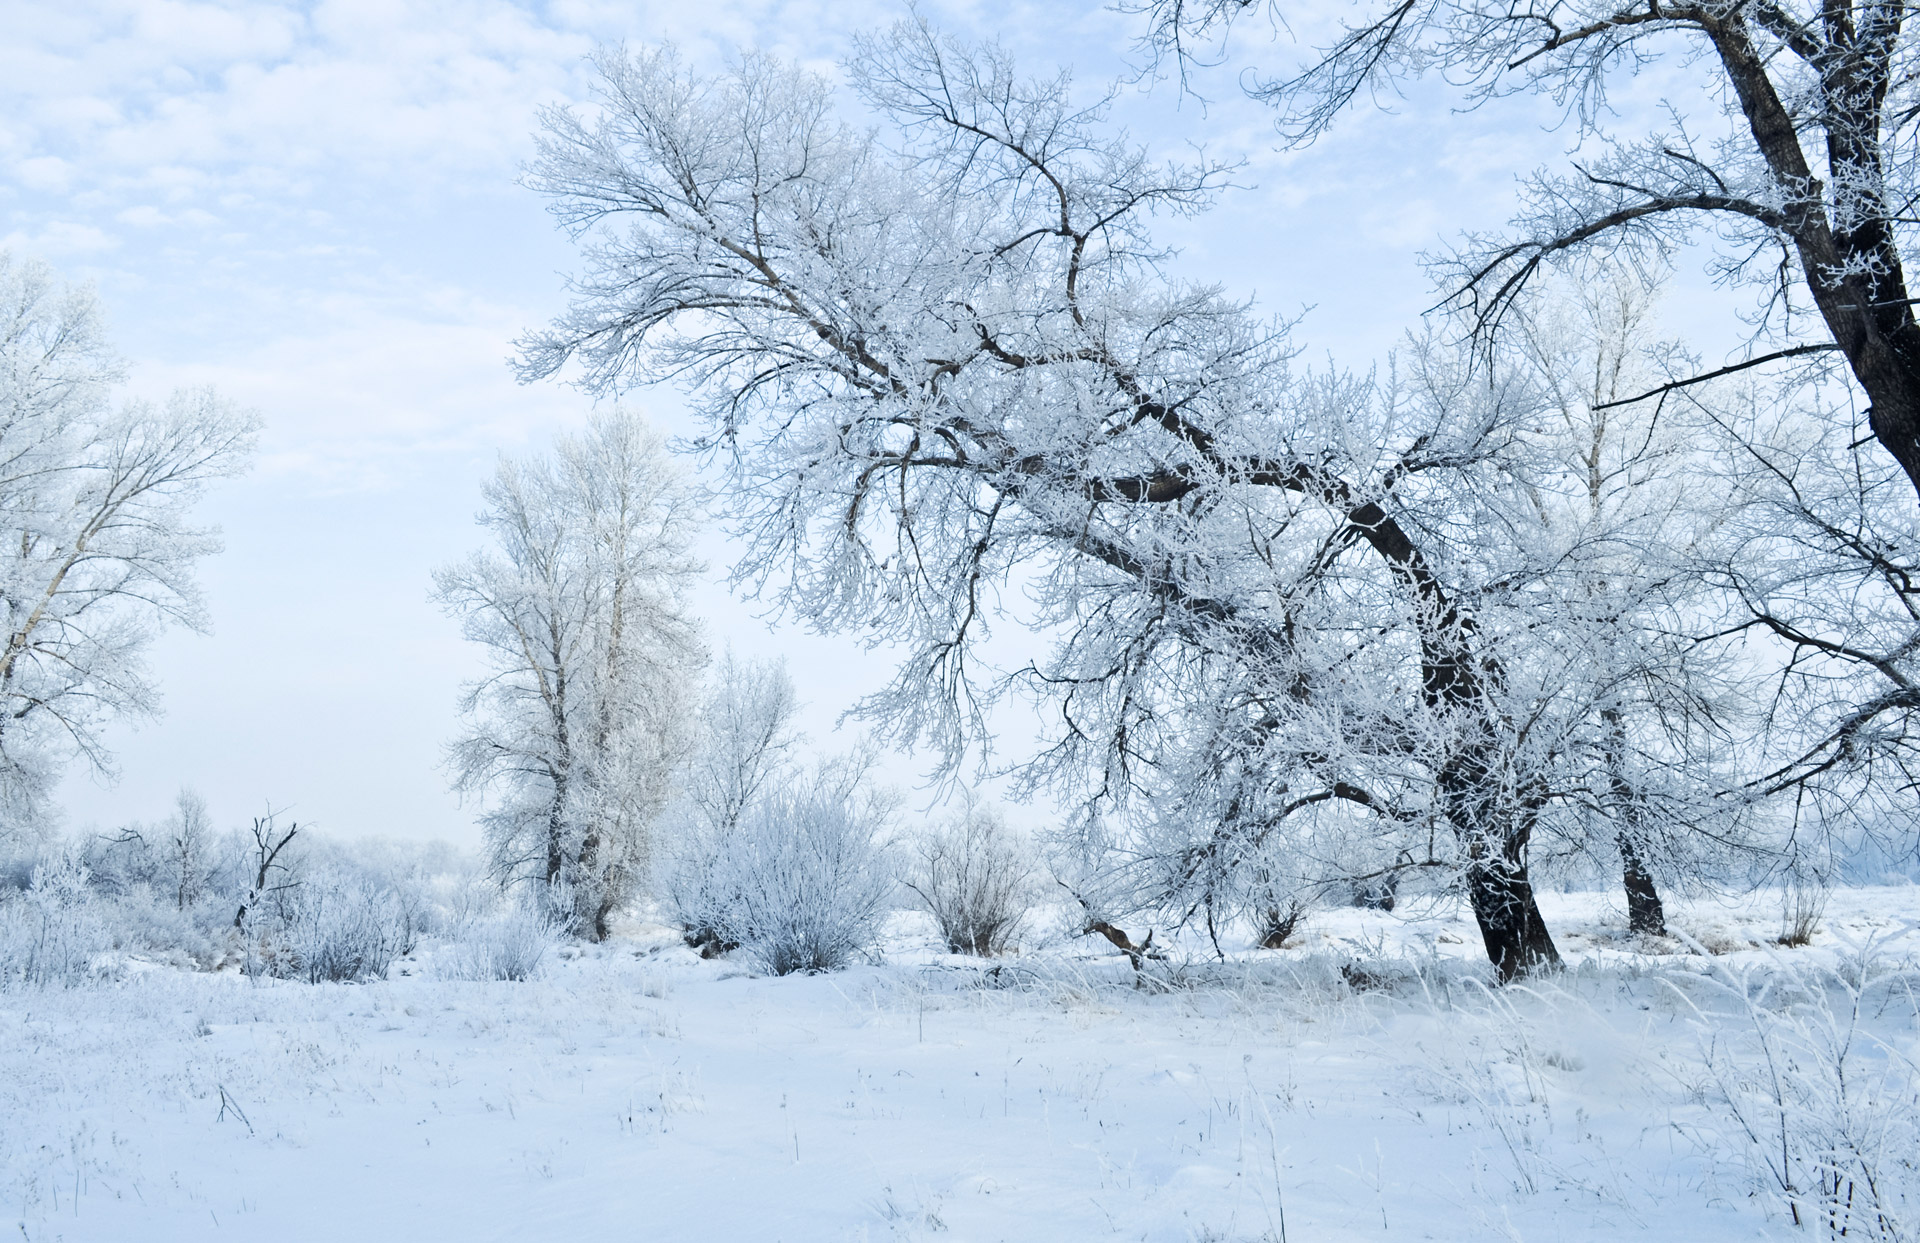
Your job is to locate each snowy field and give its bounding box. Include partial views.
[5,887,1918,1243]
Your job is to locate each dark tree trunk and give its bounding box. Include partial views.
[1619,833,1668,936]
[576,826,611,942]
[1707,18,1920,502]
[1851,335,1920,501]
[1463,857,1561,984]
[1601,710,1667,936]
[545,770,568,888]
[1440,743,1561,983]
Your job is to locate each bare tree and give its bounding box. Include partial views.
[1136,0,1920,508]
[516,29,1614,978]
[1691,373,1920,869]
[233,810,298,930]
[435,409,706,939]
[0,254,257,832]
[682,651,801,841]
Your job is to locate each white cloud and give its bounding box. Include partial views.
[16,154,72,190]
[0,220,121,255]
[123,287,586,491]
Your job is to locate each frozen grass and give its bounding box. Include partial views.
[2,886,1915,1241]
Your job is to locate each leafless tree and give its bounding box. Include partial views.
[682,651,801,842]
[0,253,257,833]
[233,810,298,930]
[167,788,211,910]
[514,29,1634,978]
[1135,0,1920,508]
[435,409,706,939]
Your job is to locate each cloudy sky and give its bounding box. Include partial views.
[3,0,1712,843]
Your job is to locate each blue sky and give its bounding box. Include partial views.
[4,0,1722,843]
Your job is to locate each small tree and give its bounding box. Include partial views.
[436,409,706,939]
[167,789,211,910]
[682,651,801,842]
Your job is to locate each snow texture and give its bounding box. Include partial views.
[3,886,1917,1241]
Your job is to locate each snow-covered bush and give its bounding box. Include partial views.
[658,825,739,957]
[0,854,108,989]
[97,890,229,969]
[1253,894,1310,950]
[224,831,461,982]
[666,758,896,975]
[904,806,1032,956]
[659,652,802,957]
[1778,875,1830,947]
[725,792,895,974]
[1687,946,1920,1240]
[258,870,409,984]
[427,860,506,939]
[437,900,561,982]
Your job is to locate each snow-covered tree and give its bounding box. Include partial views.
[515,28,1647,978]
[1136,0,1920,508]
[164,788,212,910]
[1134,0,1920,886]
[1501,269,1730,934]
[0,254,256,838]
[435,409,705,939]
[1690,373,1920,875]
[682,651,801,843]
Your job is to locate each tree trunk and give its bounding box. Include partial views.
[1618,833,1667,937]
[1463,856,1561,984]
[1601,709,1666,936]
[1850,335,1920,502]
[1440,745,1561,983]
[1707,18,1920,503]
[545,771,568,888]
[575,824,607,942]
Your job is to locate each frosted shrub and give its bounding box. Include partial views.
[1779,875,1830,947]
[659,653,803,957]
[432,867,506,939]
[273,873,408,984]
[438,901,561,982]
[0,854,107,989]
[100,890,227,969]
[658,817,741,958]
[904,806,1032,956]
[678,761,895,975]
[1253,894,1310,949]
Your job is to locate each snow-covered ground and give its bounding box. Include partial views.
[5,887,1917,1242]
